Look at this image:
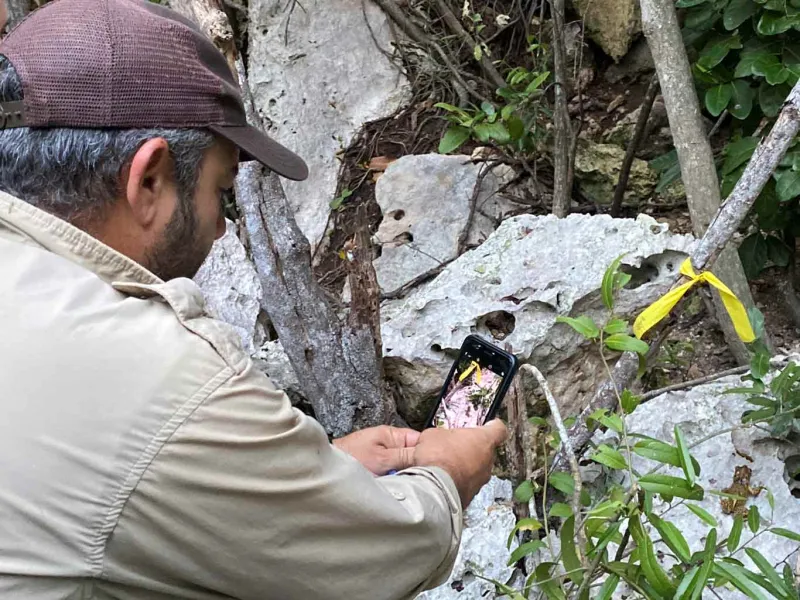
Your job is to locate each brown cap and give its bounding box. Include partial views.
[0,0,308,181]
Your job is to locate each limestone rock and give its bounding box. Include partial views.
[382,213,696,425]
[574,140,657,205]
[255,339,311,410]
[248,0,411,247]
[373,154,516,295]
[572,0,641,61]
[417,477,517,600]
[194,220,264,354]
[604,38,655,84]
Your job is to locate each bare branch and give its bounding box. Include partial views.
[549,0,574,218]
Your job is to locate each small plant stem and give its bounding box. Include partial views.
[640,365,750,402]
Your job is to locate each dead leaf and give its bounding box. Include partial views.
[368,156,395,172]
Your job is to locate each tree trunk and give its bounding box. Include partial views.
[641,0,759,365]
[550,0,574,218]
[4,0,29,30]
[173,0,395,436]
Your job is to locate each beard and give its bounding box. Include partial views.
[144,196,209,281]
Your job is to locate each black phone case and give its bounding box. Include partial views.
[423,334,519,429]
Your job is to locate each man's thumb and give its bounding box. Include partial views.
[482,419,508,446]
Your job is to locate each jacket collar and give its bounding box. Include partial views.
[0,191,161,287]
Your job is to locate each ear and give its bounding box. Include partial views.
[124,138,174,230]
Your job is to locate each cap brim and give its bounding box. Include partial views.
[209,124,309,181]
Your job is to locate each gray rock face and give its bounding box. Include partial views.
[601,370,800,598]
[417,477,517,600]
[248,0,411,247]
[381,213,696,424]
[194,221,264,354]
[373,154,516,295]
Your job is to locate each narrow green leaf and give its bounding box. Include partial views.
[770,527,800,542]
[473,121,511,144]
[745,547,791,596]
[706,83,734,116]
[767,488,775,513]
[690,528,718,600]
[534,563,567,600]
[748,505,761,533]
[687,503,719,527]
[783,564,794,593]
[560,516,584,584]
[728,516,744,552]
[514,480,534,503]
[751,350,771,379]
[549,502,573,518]
[507,540,546,565]
[506,517,542,548]
[678,0,711,6]
[605,333,649,355]
[675,425,696,486]
[591,444,629,470]
[713,561,770,600]
[632,438,701,473]
[596,575,620,600]
[639,474,705,500]
[434,102,470,118]
[650,514,692,563]
[675,566,701,600]
[601,255,624,310]
[438,125,470,154]
[629,514,676,597]
[604,318,628,335]
[621,389,640,415]
[556,315,600,339]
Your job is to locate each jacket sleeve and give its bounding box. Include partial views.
[102,361,462,600]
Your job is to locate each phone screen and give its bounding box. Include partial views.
[431,354,509,429]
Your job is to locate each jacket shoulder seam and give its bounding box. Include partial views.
[87,366,235,576]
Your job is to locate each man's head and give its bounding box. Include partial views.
[0,0,307,280]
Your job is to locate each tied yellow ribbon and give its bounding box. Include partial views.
[459,360,483,384]
[633,258,755,343]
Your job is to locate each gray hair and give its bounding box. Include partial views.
[0,56,214,223]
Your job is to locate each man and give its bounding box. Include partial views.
[0,1,508,598]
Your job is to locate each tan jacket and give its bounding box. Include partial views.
[0,191,462,600]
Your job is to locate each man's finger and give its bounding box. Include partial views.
[388,446,416,471]
[388,427,421,448]
[482,419,508,446]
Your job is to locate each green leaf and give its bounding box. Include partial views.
[676,566,702,600]
[556,315,600,339]
[730,80,756,119]
[739,232,769,279]
[434,102,470,118]
[748,504,761,533]
[560,516,584,584]
[757,11,796,34]
[686,4,721,28]
[591,444,629,470]
[473,121,511,144]
[550,502,573,518]
[533,563,567,600]
[525,71,550,93]
[506,116,525,141]
[590,521,622,558]
[506,517,542,548]
[777,168,800,201]
[601,255,625,310]
[596,575,620,600]
[767,488,775,513]
[783,564,795,593]
[548,472,576,495]
[728,515,744,552]
[629,514,676,597]
[745,547,791,596]
[770,527,800,542]
[633,438,689,470]
[605,333,649,355]
[713,561,770,600]
[724,0,759,28]
[751,350,771,379]
[514,480,534,503]
[673,427,696,488]
[590,409,624,433]
[736,50,776,78]
[473,44,483,61]
[678,0,711,6]
[639,474,705,500]
[649,514,692,563]
[698,34,742,70]
[690,528,718,600]
[604,319,628,335]
[766,235,791,267]
[439,125,471,154]
[507,540,546,566]
[723,137,759,175]
[706,83,734,116]
[760,82,790,117]
[687,503,719,527]
[621,389,640,414]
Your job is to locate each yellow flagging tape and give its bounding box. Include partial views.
[633,258,755,343]
[459,360,483,384]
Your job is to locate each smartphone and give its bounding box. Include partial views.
[424,334,519,429]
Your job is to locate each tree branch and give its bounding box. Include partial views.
[549,0,574,218]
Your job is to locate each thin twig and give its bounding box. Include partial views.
[521,364,588,570]
[640,365,750,403]
[611,74,660,217]
[458,161,499,254]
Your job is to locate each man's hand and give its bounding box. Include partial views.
[412,420,508,508]
[333,425,420,476]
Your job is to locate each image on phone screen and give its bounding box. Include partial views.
[432,358,504,429]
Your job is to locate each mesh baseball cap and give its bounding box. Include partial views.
[0,0,308,181]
